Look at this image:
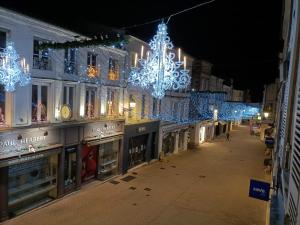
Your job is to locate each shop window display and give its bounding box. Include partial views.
[81,145,97,182]
[8,155,58,217]
[32,84,48,122]
[128,134,148,169]
[162,133,175,154]
[85,88,96,119]
[64,147,77,189]
[98,140,120,180]
[107,89,119,116]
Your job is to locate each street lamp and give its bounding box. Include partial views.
[263,112,269,119]
[213,109,218,121]
[129,101,136,109]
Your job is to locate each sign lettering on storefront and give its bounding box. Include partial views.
[0,136,46,148]
[86,121,123,139]
[137,127,146,133]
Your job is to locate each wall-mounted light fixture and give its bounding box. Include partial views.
[263,112,269,119]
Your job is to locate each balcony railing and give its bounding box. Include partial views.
[33,55,52,70]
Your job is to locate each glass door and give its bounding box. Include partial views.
[64,146,77,190]
[98,139,120,180]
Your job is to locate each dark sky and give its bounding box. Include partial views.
[0,0,282,102]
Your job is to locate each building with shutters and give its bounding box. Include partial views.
[271,0,300,224]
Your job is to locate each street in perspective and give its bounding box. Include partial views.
[0,1,294,225]
[3,126,270,225]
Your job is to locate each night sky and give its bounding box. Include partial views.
[0,0,282,102]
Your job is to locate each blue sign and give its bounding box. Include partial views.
[249,179,270,201]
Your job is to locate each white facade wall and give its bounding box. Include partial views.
[0,7,127,128]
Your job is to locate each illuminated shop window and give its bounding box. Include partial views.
[63,85,75,118]
[32,84,49,122]
[130,52,138,67]
[107,88,119,116]
[108,58,119,80]
[87,52,99,77]
[85,88,96,119]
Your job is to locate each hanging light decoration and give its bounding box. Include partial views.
[0,42,31,92]
[129,22,191,99]
[78,64,101,85]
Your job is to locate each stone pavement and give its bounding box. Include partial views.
[2,125,270,225]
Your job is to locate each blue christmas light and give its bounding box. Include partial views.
[189,91,260,121]
[0,42,31,92]
[129,23,191,99]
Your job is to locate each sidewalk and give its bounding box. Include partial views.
[2,126,269,225]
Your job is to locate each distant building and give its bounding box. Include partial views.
[262,78,280,122]
[223,84,233,101]
[191,59,212,91]
[232,89,244,102]
[244,89,251,103]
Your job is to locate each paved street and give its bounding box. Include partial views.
[3,125,269,225]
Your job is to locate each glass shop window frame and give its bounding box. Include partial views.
[33,38,52,70]
[0,29,6,52]
[85,87,96,119]
[63,85,76,119]
[107,88,119,116]
[108,58,120,80]
[32,82,50,123]
[0,31,6,126]
[64,48,77,75]
[64,146,77,189]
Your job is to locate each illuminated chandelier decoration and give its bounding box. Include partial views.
[129,22,191,99]
[0,42,31,92]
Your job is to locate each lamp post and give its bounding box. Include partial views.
[263,112,270,119]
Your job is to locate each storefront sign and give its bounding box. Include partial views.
[0,136,46,148]
[0,128,60,159]
[137,127,146,133]
[85,121,124,139]
[249,179,270,201]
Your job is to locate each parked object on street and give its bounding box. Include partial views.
[226,132,230,141]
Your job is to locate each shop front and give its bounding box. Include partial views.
[60,126,82,194]
[0,127,62,221]
[123,121,159,173]
[82,120,124,182]
[189,120,214,147]
[160,122,189,155]
[162,133,175,154]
